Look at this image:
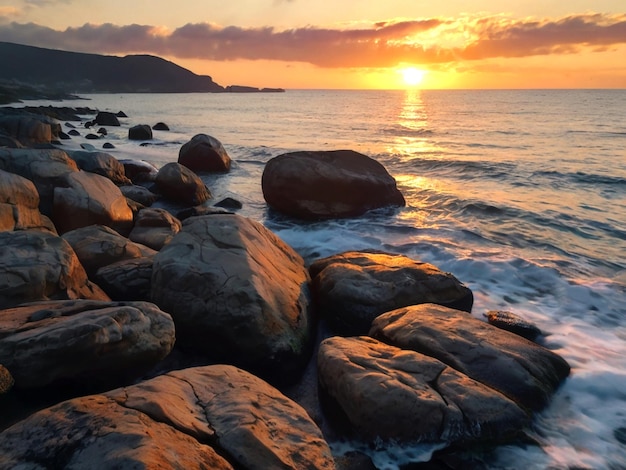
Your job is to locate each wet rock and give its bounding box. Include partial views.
[68,129,80,136]
[484,310,542,341]
[215,196,243,210]
[155,162,211,206]
[95,111,120,126]
[118,158,159,183]
[262,150,405,219]
[129,124,153,140]
[178,133,231,172]
[152,122,170,131]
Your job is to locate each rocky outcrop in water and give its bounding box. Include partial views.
[179,133,232,173]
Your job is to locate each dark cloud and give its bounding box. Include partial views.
[0,13,624,68]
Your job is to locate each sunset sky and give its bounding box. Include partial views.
[0,0,625,89]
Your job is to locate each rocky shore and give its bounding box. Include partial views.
[0,105,570,469]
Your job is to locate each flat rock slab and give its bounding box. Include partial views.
[309,250,473,334]
[0,299,175,389]
[370,303,570,411]
[318,336,529,444]
[0,365,335,470]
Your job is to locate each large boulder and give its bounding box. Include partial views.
[62,224,156,278]
[155,162,211,206]
[370,304,571,411]
[118,159,158,183]
[66,150,131,185]
[52,171,134,234]
[262,150,405,219]
[128,124,153,141]
[151,214,312,381]
[309,250,473,334]
[178,133,231,172]
[0,365,334,470]
[0,300,175,389]
[94,111,120,126]
[94,257,153,301]
[0,115,51,145]
[0,148,78,216]
[317,336,529,443]
[0,169,47,232]
[128,207,182,250]
[0,230,109,309]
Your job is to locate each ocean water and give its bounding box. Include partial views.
[14,89,626,469]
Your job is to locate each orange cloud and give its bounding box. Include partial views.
[0,13,624,68]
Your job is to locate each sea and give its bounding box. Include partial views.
[11,89,626,469]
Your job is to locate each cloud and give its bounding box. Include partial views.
[0,13,624,68]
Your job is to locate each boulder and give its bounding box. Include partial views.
[62,224,156,278]
[317,336,529,443]
[152,122,170,131]
[95,257,153,301]
[0,300,175,389]
[151,214,312,381]
[66,150,131,185]
[129,124,153,140]
[309,250,473,334]
[0,230,109,309]
[68,129,80,136]
[128,208,182,250]
[484,310,542,341]
[178,133,231,173]
[369,304,571,411]
[0,365,334,470]
[0,169,46,232]
[0,115,51,145]
[94,111,120,126]
[119,184,159,206]
[155,162,211,206]
[118,158,159,183]
[262,150,405,219]
[52,171,134,234]
[0,148,78,216]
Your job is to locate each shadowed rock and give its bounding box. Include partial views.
[0,115,51,145]
[0,364,13,394]
[128,207,181,250]
[66,150,131,185]
[178,133,231,173]
[95,257,153,301]
[95,111,120,126]
[309,250,473,334]
[262,150,405,219]
[129,124,153,141]
[118,159,158,183]
[120,184,159,206]
[155,162,211,206]
[484,310,542,341]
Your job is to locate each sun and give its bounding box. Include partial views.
[401,67,427,87]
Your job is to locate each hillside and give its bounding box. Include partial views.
[0,42,225,94]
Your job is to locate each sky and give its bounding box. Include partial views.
[0,0,625,89]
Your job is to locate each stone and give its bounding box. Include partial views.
[66,150,131,185]
[0,115,51,145]
[262,150,405,219]
[52,171,134,234]
[0,300,175,389]
[152,122,170,131]
[484,310,543,341]
[119,184,159,206]
[151,214,312,382]
[215,196,243,210]
[155,162,211,206]
[62,224,156,278]
[309,250,473,334]
[129,207,182,250]
[68,129,80,136]
[0,230,109,309]
[129,124,153,140]
[370,303,571,412]
[0,364,14,394]
[118,158,159,183]
[0,169,46,232]
[178,133,231,172]
[317,336,529,443]
[95,257,153,301]
[95,111,120,126]
[0,365,334,469]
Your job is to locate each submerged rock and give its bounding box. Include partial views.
[262,150,405,219]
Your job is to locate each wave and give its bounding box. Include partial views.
[532,170,626,187]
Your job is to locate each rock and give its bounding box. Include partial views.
[370,304,571,412]
[0,300,175,389]
[85,133,100,140]
[119,184,159,206]
[118,158,159,183]
[58,130,70,140]
[152,122,170,131]
[66,150,131,185]
[129,208,182,250]
[65,122,76,129]
[155,162,211,206]
[262,150,405,219]
[151,214,313,382]
[0,169,46,232]
[129,124,153,140]
[95,111,120,126]
[0,230,109,309]
[0,115,51,145]
[62,224,156,278]
[52,171,134,234]
[68,129,80,136]
[102,142,115,149]
[0,364,14,394]
[95,257,153,301]
[0,132,22,148]
[0,365,334,469]
[97,127,107,135]
[215,196,243,210]
[0,148,78,216]
[178,133,231,173]
[176,204,231,220]
[318,336,529,443]
[484,310,543,341]
[115,110,127,118]
[309,250,473,334]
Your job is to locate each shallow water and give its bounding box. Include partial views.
[10,89,626,468]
